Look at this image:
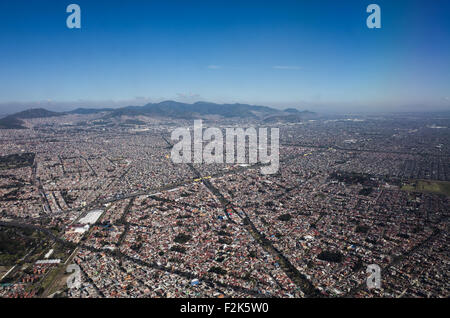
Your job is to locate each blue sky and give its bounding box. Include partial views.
[0,0,449,113]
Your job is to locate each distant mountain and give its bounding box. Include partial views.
[283,108,300,113]
[105,101,280,119]
[69,108,115,115]
[263,110,318,123]
[11,108,63,119]
[0,101,316,129]
[0,108,64,129]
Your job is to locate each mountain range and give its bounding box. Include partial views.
[0,101,316,129]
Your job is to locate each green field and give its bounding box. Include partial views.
[401,180,450,197]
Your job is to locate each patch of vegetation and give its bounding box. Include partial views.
[358,187,373,196]
[352,259,364,272]
[0,227,45,266]
[176,214,192,219]
[130,242,142,252]
[412,225,424,233]
[218,237,232,245]
[317,251,343,263]
[215,256,225,262]
[316,193,326,199]
[0,153,35,170]
[168,257,183,264]
[355,225,370,234]
[329,171,377,187]
[170,245,186,254]
[278,213,292,222]
[208,266,227,275]
[401,180,450,197]
[174,233,192,244]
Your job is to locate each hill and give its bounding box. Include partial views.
[10,108,63,119]
[0,108,64,129]
[0,116,26,129]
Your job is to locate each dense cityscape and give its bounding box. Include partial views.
[1,0,449,305]
[0,110,448,298]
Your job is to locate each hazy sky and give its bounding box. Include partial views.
[0,0,449,114]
